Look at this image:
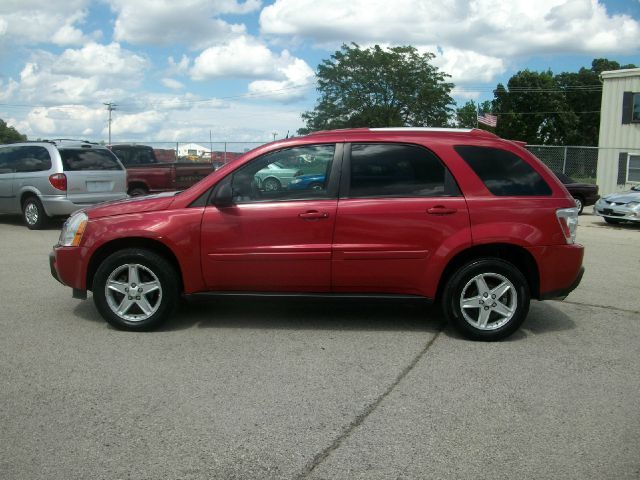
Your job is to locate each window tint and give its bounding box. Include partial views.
[110,148,130,166]
[455,145,552,196]
[227,144,335,203]
[60,148,123,171]
[349,144,450,198]
[0,146,51,173]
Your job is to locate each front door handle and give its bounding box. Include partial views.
[298,210,329,220]
[427,206,457,215]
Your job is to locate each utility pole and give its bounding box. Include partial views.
[103,102,117,144]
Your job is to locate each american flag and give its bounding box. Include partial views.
[477,111,498,127]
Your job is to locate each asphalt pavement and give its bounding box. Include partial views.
[0,212,638,479]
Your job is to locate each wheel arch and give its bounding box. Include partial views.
[86,237,184,293]
[436,243,540,302]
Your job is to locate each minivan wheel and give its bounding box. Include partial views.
[128,187,148,196]
[442,258,530,341]
[93,248,179,331]
[22,196,48,230]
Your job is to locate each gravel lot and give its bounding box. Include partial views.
[0,212,638,479]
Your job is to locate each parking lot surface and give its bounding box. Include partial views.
[1,212,638,479]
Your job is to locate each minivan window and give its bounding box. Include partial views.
[349,143,449,198]
[60,148,122,171]
[0,146,51,173]
[455,145,552,196]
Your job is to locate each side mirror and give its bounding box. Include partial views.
[213,182,234,207]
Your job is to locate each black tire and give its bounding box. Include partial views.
[93,248,179,331]
[262,177,281,192]
[442,258,530,341]
[128,187,148,196]
[604,217,621,225]
[22,196,49,230]
[573,196,584,215]
[308,182,323,191]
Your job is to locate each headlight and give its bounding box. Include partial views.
[290,178,302,185]
[58,212,88,247]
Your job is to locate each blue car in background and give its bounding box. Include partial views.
[288,173,325,191]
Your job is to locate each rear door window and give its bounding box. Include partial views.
[0,146,51,173]
[347,143,459,198]
[60,148,123,171]
[455,145,552,196]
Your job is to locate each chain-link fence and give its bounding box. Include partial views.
[525,145,598,184]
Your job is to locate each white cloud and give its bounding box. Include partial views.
[162,78,185,90]
[111,110,167,135]
[426,46,506,84]
[0,1,97,47]
[108,0,259,48]
[247,58,315,102]
[11,43,148,106]
[260,0,640,58]
[167,55,191,75]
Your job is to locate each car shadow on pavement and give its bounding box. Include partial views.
[162,296,444,333]
[441,300,576,342]
[71,295,575,338]
[0,214,65,230]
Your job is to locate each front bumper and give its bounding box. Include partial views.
[594,200,640,222]
[50,246,89,298]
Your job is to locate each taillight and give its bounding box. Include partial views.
[556,207,579,244]
[49,173,67,191]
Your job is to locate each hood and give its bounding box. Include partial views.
[87,191,177,219]
[603,190,640,204]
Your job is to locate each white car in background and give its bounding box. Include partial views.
[594,185,640,224]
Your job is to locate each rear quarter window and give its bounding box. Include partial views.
[60,148,123,171]
[454,145,552,196]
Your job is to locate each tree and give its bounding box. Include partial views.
[492,59,637,145]
[456,100,493,129]
[299,44,455,134]
[0,119,27,143]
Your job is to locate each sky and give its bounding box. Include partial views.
[0,0,639,147]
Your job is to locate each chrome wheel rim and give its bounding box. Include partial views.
[263,179,279,191]
[460,273,517,331]
[574,198,582,211]
[24,202,38,225]
[105,263,162,322]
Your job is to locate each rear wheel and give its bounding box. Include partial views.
[262,178,281,192]
[93,248,179,330]
[442,258,530,341]
[128,186,148,196]
[22,196,49,230]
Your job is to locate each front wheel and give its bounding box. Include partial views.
[262,177,281,192]
[442,258,530,341]
[604,217,621,225]
[573,196,584,214]
[93,248,179,330]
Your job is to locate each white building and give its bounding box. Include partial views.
[177,143,209,158]
[596,68,640,194]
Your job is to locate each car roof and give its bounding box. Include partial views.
[304,127,499,139]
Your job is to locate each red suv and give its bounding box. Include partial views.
[50,128,584,340]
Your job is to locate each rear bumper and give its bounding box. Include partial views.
[41,194,128,217]
[529,243,584,300]
[540,266,584,300]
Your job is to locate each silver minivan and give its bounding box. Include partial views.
[0,141,128,229]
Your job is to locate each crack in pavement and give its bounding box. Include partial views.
[557,300,640,316]
[295,324,444,479]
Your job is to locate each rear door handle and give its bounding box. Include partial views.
[299,210,329,220]
[427,206,457,215]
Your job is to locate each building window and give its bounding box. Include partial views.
[633,93,640,123]
[628,154,640,183]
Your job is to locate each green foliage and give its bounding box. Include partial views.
[492,58,636,146]
[0,119,27,143]
[456,100,493,129]
[299,43,455,134]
